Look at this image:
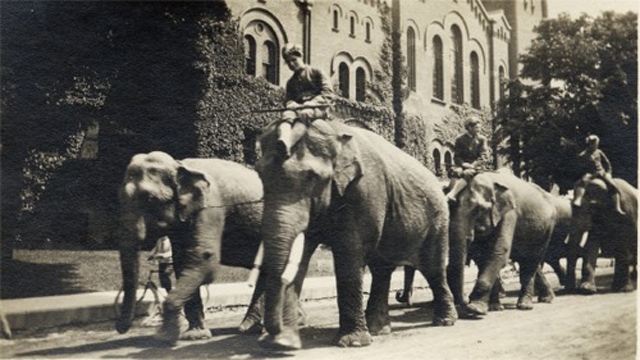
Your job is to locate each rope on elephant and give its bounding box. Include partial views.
[203,198,264,209]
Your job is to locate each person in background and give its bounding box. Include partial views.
[276,43,334,157]
[445,116,490,202]
[148,235,173,292]
[574,134,625,215]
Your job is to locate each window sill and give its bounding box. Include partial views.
[349,34,356,39]
[332,28,339,33]
[431,97,446,106]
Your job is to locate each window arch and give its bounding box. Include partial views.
[433,149,442,176]
[470,51,480,109]
[356,67,366,102]
[339,62,350,98]
[498,66,506,101]
[450,25,463,104]
[407,27,416,91]
[262,41,278,85]
[432,35,444,100]
[243,20,280,85]
[244,35,256,76]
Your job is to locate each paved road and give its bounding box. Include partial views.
[1,267,636,359]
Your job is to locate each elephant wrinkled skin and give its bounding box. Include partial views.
[447,171,563,317]
[567,177,637,294]
[255,119,457,350]
[115,151,265,345]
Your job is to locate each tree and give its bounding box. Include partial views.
[495,11,637,192]
[1,2,229,255]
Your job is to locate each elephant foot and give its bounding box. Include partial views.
[154,308,183,346]
[516,295,534,310]
[395,289,413,306]
[180,327,212,341]
[579,282,597,295]
[464,301,489,317]
[238,315,263,335]
[258,328,302,351]
[488,302,504,312]
[367,315,391,335]
[333,330,373,347]
[538,292,555,303]
[612,283,635,293]
[433,302,458,326]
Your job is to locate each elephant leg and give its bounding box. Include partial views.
[548,259,567,286]
[516,260,538,310]
[534,266,555,303]
[395,266,415,306]
[332,246,372,348]
[419,233,457,326]
[612,246,634,292]
[488,279,504,312]
[467,244,509,316]
[155,259,213,345]
[365,261,394,335]
[239,273,266,334]
[579,238,600,294]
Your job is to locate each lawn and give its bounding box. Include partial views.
[1,247,336,299]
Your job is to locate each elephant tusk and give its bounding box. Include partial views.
[281,233,305,285]
[247,242,265,287]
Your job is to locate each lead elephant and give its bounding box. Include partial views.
[115,151,266,345]
[447,171,564,317]
[254,119,457,350]
[567,176,637,293]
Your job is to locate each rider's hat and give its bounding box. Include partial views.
[282,43,303,59]
[586,134,600,144]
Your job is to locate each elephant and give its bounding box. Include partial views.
[254,119,457,350]
[446,170,566,317]
[566,176,637,293]
[396,185,573,307]
[115,151,267,345]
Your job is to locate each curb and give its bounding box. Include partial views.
[2,259,613,332]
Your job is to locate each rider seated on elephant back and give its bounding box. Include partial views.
[277,43,334,157]
[445,116,491,202]
[573,134,625,215]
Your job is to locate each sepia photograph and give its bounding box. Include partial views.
[1,0,637,358]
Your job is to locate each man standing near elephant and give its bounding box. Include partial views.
[276,43,334,157]
[148,235,173,292]
[574,134,625,215]
[445,116,490,202]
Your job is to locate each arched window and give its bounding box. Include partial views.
[350,16,355,36]
[470,52,480,109]
[433,149,442,176]
[356,67,366,102]
[498,66,506,100]
[244,35,256,76]
[365,22,371,42]
[339,62,350,98]
[262,41,278,85]
[444,151,452,173]
[407,27,416,91]
[432,36,444,100]
[333,10,339,30]
[450,25,463,104]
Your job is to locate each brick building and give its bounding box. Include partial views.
[227,0,547,169]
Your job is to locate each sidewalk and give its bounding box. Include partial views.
[1,259,613,333]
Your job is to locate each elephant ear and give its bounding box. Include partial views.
[491,181,516,227]
[333,132,364,197]
[176,163,211,222]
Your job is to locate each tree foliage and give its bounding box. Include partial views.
[496,11,637,191]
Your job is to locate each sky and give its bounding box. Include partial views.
[546,0,638,18]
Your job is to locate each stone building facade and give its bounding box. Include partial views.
[227,0,547,169]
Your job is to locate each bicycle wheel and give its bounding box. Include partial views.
[140,282,164,327]
[114,283,163,320]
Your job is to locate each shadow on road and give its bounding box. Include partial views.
[1,260,84,299]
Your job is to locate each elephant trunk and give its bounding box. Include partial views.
[115,214,145,334]
[261,196,310,336]
[447,209,471,305]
